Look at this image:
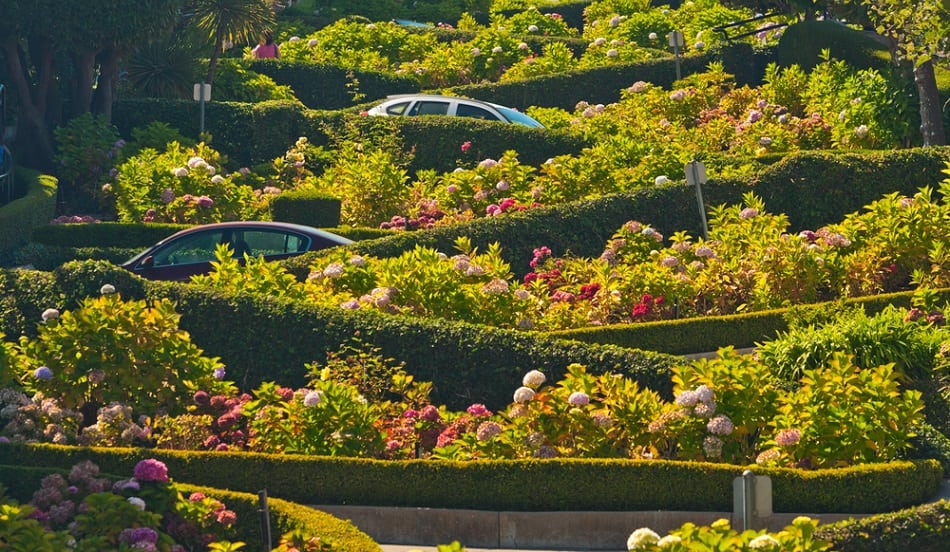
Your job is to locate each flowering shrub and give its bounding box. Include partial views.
[112,142,264,224]
[14,292,229,421]
[299,141,411,227]
[627,517,830,551]
[12,459,240,551]
[759,353,924,469]
[53,113,125,208]
[303,237,527,328]
[2,328,926,467]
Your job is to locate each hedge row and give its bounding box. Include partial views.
[241,59,419,109]
[0,260,678,410]
[451,43,772,112]
[0,463,381,552]
[546,289,940,355]
[1,444,940,514]
[110,98,588,172]
[815,500,950,551]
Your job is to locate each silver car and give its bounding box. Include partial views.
[366,94,544,128]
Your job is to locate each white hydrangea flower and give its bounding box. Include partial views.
[522,370,546,387]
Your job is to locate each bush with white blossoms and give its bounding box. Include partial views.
[112,142,264,224]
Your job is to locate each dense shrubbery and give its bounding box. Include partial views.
[0,293,933,471]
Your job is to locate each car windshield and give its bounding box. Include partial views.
[494,105,544,128]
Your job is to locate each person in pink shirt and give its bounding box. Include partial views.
[252,32,279,59]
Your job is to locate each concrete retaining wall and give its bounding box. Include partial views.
[313,505,862,550]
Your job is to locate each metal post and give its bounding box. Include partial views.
[741,470,755,531]
[668,31,684,81]
[199,81,207,134]
[685,160,709,240]
[258,489,272,549]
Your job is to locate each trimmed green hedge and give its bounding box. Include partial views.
[775,20,893,73]
[0,463,381,552]
[111,98,588,172]
[2,445,940,514]
[243,59,420,109]
[451,42,772,112]
[268,189,343,227]
[31,222,189,249]
[545,289,934,355]
[816,500,950,551]
[0,169,57,255]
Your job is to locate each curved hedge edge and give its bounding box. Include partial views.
[816,499,950,552]
[0,463,381,552]
[0,168,57,255]
[2,444,940,515]
[176,482,382,552]
[544,288,949,355]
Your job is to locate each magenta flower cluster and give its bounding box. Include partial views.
[133,459,169,483]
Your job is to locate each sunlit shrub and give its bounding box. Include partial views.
[112,142,265,224]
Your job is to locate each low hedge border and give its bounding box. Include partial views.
[545,288,948,355]
[0,169,57,256]
[1,444,940,514]
[0,463,381,552]
[815,500,950,552]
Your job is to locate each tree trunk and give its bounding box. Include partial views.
[2,36,55,170]
[71,50,98,118]
[205,31,225,88]
[914,59,946,146]
[92,47,119,121]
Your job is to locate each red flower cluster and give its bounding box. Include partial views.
[631,294,664,320]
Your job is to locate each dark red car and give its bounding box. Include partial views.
[121,221,353,281]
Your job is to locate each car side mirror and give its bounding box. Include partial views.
[139,256,155,269]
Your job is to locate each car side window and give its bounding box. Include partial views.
[410,101,450,116]
[242,230,308,256]
[456,103,501,121]
[385,101,411,115]
[153,230,225,266]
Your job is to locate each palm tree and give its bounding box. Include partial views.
[188,0,276,87]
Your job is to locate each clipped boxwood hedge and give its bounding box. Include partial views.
[2,444,940,514]
[0,463,381,552]
[268,189,343,227]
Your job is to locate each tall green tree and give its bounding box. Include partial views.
[0,0,184,168]
[859,0,949,145]
[188,0,276,87]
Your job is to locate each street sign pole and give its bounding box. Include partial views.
[685,159,709,240]
[193,82,212,134]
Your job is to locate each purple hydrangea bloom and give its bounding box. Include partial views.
[132,459,169,483]
[33,366,53,380]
